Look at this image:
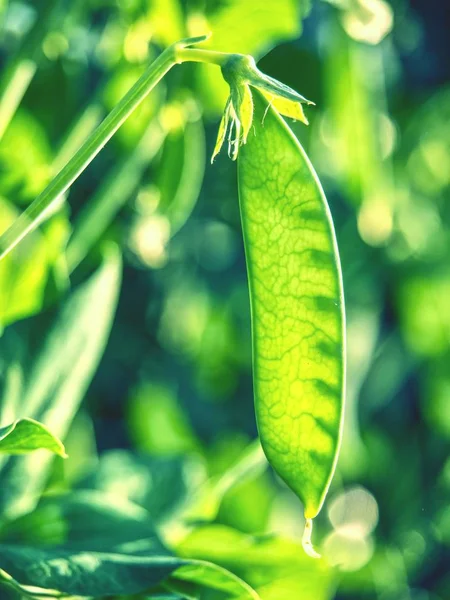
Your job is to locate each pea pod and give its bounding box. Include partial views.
[237,91,345,554]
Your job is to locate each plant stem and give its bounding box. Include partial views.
[0,48,174,260]
[0,34,234,262]
[174,47,230,66]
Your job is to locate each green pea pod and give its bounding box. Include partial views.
[238,91,345,555]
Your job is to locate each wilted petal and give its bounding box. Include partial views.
[213,53,314,163]
[211,96,232,162]
[240,84,254,143]
[228,110,241,161]
[230,83,254,144]
[259,90,309,124]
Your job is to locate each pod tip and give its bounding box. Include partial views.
[302,517,321,559]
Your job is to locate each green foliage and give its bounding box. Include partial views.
[0,110,52,199]
[0,0,448,598]
[203,0,310,54]
[0,199,69,328]
[0,496,182,596]
[0,248,121,519]
[155,102,206,236]
[0,418,66,457]
[176,525,335,599]
[0,491,259,598]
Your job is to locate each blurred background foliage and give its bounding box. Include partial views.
[0,0,449,598]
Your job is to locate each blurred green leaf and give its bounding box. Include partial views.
[0,418,66,457]
[0,0,7,21]
[0,490,181,596]
[52,103,104,175]
[0,581,21,600]
[0,541,182,597]
[317,16,396,248]
[194,304,242,398]
[148,593,188,600]
[78,449,197,524]
[0,110,52,200]
[170,561,260,600]
[398,272,450,357]
[176,525,335,600]
[1,490,166,552]
[0,198,69,328]
[156,100,205,236]
[0,491,260,598]
[146,0,185,47]
[128,382,200,456]
[254,574,334,600]
[0,0,70,144]
[172,440,266,528]
[203,0,310,54]
[210,436,274,534]
[404,85,450,198]
[67,117,166,271]
[0,245,121,519]
[422,356,450,439]
[60,410,97,485]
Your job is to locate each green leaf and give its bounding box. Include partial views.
[0,110,52,199]
[0,198,69,328]
[0,492,260,599]
[253,573,335,600]
[0,570,26,599]
[0,418,66,457]
[154,100,206,236]
[78,449,193,524]
[0,491,182,596]
[237,92,345,538]
[176,525,335,600]
[149,594,188,600]
[212,97,231,162]
[177,440,266,525]
[170,561,260,600]
[146,0,185,47]
[80,443,266,539]
[204,0,310,55]
[0,246,121,520]
[0,543,182,597]
[1,490,168,552]
[66,117,166,271]
[0,553,260,599]
[128,382,200,457]
[398,272,450,357]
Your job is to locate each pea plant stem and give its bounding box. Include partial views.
[0,50,172,260]
[0,35,226,262]
[175,47,230,66]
